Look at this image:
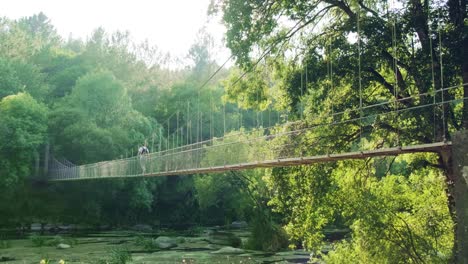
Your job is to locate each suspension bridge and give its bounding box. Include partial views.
[46,0,466,182]
[47,84,463,181]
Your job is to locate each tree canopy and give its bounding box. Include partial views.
[0,6,465,262]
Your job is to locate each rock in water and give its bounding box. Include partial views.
[154,236,177,249]
[132,224,152,232]
[56,243,71,249]
[211,246,245,254]
[231,221,248,229]
[30,223,41,232]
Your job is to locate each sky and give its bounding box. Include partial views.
[0,0,230,66]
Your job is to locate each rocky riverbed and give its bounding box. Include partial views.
[0,227,322,263]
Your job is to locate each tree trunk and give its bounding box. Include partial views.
[462,59,468,129]
[461,25,468,130]
[447,0,467,129]
[442,131,468,263]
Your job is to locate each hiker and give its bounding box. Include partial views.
[138,144,150,174]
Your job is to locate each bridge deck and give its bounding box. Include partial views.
[51,141,451,181]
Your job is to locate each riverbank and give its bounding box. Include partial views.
[0,228,321,263]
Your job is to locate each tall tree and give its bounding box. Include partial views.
[212,0,466,261]
[0,93,47,201]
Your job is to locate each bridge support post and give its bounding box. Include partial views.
[43,142,49,175]
[452,130,468,263]
[34,151,39,177]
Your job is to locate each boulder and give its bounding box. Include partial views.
[211,246,245,254]
[132,224,152,232]
[154,236,177,249]
[56,243,71,249]
[58,224,77,231]
[231,221,248,229]
[43,224,55,231]
[31,223,41,232]
[99,224,110,230]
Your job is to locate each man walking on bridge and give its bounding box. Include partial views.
[138,143,150,174]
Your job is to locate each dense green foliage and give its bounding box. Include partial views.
[0,1,464,261]
[0,12,277,233]
[210,0,465,261]
[0,93,47,188]
[266,155,454,262]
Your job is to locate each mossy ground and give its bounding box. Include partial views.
[0,230,314,264]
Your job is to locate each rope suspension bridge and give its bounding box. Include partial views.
[46,2,466,182]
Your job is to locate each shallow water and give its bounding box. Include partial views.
[0,229,317,264]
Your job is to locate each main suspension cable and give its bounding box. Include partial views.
[438,7,446,141]
[428,0,437,142]
[358,7,363,148]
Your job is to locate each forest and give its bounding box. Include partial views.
[0,0,467,263]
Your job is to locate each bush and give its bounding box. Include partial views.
[30,234,48,247]
[186,226,204,236]
[0,239,11,249]
[228,235,242,248]
[134,235,145,246]
[246,213,289,252]
[93,247,132,264]
[0,234,11,249]
[134,236,158,250]
[175,237,186,244]
[109,247,132,264]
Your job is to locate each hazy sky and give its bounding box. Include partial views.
[1,0,229,65]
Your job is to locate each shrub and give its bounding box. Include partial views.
[228,235,242,248]
[134,236,158,250]
[186,226,204,236]
[0,239,11,249]
[30,234,48,247]
[109,247,132,264]
[246,213,288,252]
[175,237,186,244]
[134,235,145,246]
[93,247,132,264]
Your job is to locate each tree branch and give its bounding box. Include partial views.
[325,0,356,20]
[367,67,401,99]
[358,1,381,20]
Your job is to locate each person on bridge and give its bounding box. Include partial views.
[138,144,150,174]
